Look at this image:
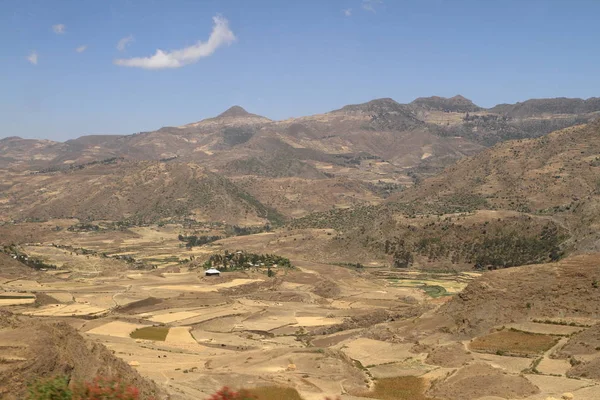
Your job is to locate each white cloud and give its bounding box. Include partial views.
[114,16,235,70]
[52,24,66,34]
[117,34,134,52]
[27,51,38,65]
[362,0,383,12]
[76,45,87,53]
[343,8,352,16]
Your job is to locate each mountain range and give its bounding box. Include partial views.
[1,95,599,234]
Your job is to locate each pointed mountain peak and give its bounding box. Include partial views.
[217,105,252,119]
[180,106,271,129]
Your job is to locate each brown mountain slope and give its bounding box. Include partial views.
[0,161,283,225]
[233,176,383,218]
[438,253,600,336]
[0,311,164,399]
[397,120,600,213]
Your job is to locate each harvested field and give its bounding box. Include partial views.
[86,321,145,338]
[506,321,584,336]
[130,326,170,341]
[295,316,344,327]
[0,294,36,306]
[165,327,198,345]
[469,330,558,357]
[149,311,200,324]
[339,338,415,367]
[536,357,571,376]
[354,376,435,400]
[24,303,108,317]
[117,297,163,313]
[368,361,435,379]
[469,352,533,374]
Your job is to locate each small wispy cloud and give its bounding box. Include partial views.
[343,8,352,16]
[52,24,66,34]
[362,0,383,12]
[27,51,38,65]
[76,45,87,53]
[114,16,235,70]
[116,34,134,52]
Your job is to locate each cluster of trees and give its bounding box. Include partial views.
[226,224,272,236]
[67,223,101,232]
[2,248,57,270]
[367,181,404,198]
[202,250,292,271]
[177,234,222,248]
[176,224,273,248]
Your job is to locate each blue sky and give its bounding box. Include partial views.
[1,0,599,141]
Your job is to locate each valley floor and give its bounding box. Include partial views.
[3,225,600,400]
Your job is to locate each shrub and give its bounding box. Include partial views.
[28,376,72,400]
[72,376,141,400]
